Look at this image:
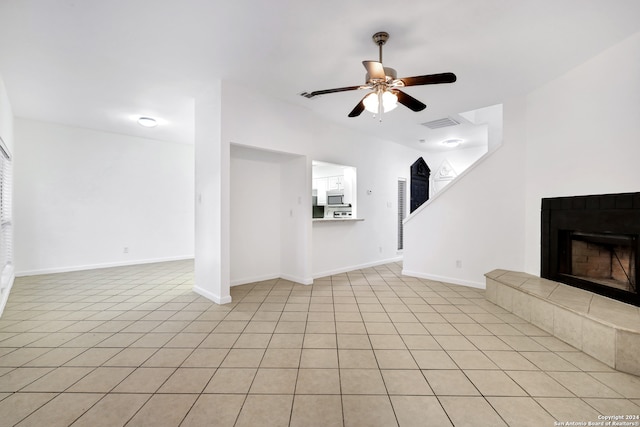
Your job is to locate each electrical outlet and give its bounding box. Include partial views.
[456,260,462,268]
[123,247,129,254]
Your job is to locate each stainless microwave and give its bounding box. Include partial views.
[327,194,344,205]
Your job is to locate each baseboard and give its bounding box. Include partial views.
[231,273,313,287]
[231,259,401,286]
[15,255,194,277]
[280,273,313,286]
[313,256,404,279]
[401,269,485,289]
[231,273,280,287]
[193,285,232,304]
[0,272,14,318]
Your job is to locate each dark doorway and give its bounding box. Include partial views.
[410,157,430,213]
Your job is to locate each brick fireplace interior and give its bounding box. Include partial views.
[569,232,636,292]
[541,192,640,307]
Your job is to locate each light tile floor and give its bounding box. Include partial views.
[0,260,639,426]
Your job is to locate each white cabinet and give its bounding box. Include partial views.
[313,178,328,205]
[328,175,343,190]
[314,175,345,205]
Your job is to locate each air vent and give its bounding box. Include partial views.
[421,117,460,129]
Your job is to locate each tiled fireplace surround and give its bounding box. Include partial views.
[541,192,640,307]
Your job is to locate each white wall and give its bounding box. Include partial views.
[230,151,283,284]
[523,31,640,274]
[222,81,424,279]
[194,85,232,304]
[14,119,194,275]
[421,104,501,197]
[0,78,12,154]
[425,145,488,195]
[309,125,419,277]
[230,147,311,286]
[459,104,503,152]
[403,30,640,288]
[280,156,311,282]
[403,98,526,288]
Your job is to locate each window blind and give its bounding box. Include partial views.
[0,136,12,290]
[397,178,406,250]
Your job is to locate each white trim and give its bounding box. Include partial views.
[193,285,232,304]
[15,255,194,277]
[313,256,403,279]
[402,269,485,289]
[0,271,14,317]
[232,273,314,287]
[231,273,280,287]
[231,259,403,286]
[281,273,313,285]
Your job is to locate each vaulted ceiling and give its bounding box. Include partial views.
[0,0,638,149]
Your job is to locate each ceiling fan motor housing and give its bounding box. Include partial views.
[365,67,397,84]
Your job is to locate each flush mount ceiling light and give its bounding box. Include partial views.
[137,117,158,128]
[441,138,463,147]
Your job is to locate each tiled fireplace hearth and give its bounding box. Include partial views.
[486,193,640,376]
[485,270,640,376]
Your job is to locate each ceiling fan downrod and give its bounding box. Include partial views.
[371,32,390,122]
[372,31,389,63]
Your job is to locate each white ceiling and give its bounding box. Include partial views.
[1,0,639,151]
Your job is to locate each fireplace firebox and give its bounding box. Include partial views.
[541,192,640,307]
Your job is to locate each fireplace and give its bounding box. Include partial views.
[541,192,640,307]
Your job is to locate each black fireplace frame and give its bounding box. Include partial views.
[541,192,640,307]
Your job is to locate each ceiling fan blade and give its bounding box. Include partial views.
[394,90,427,112]
[362,61,386,80]
[400,72,457,87]
[301,85,361,98]
[348,96,367,117]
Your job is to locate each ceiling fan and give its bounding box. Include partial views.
[301,32,457,120]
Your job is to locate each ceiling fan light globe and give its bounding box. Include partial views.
[382,91,398,112]
[363,92,379,113]
[363,91,398,114]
